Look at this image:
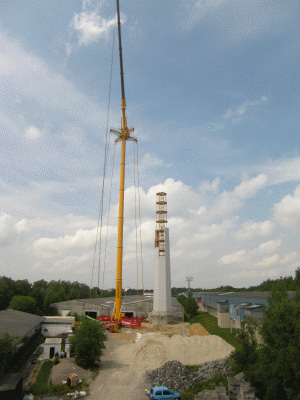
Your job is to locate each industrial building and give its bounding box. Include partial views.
[52,294,184,321]
[194,291,296,329]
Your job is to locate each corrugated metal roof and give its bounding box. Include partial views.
[52,295,183,310]
[0,309,44,339]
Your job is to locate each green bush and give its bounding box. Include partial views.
[70,317,106,368]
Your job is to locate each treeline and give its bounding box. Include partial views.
[187,268,300,293]
[0,277,118,316]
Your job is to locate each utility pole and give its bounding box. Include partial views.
[186,276,193,292]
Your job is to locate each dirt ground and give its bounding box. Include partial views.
[86,322,211,400]
[26,322,214,400]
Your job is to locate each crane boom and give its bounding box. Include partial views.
[111,0,136,320]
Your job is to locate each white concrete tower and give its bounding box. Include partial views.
[152,192,173,324]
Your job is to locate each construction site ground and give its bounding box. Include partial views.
[86,322,207,400]
[86,322,230,400]
[30,322,233,400]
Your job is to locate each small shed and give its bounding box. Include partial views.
[43,338,62,359]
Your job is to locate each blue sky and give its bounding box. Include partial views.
[1,0,300,290]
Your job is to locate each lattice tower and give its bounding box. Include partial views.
[155,192,168,256]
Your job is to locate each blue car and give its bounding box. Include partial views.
[148,386,181,400]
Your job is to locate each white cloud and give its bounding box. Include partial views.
[15,218,29,233]
[224,96,268,121]
[211,174,268,216]
[235,220,275,241]
[33,228,97,256]
[0,31,107,130]
[258,156,300,186]
[25,125,41,140]
[255,254,279,267]
[199,177,220,194]
[280,252,298,265]
[255,239,281,255]
[219,250,246,265]
[138,153,164,171]
[71,11,116,48]
[273,186,300,228]
[0,51,17,75]
[183,0,290,42]
[0,213,29,245]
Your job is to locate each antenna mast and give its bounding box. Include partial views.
[111,0,137,320]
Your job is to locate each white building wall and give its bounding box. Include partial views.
[43,339,62,359]
[42,323,73,337]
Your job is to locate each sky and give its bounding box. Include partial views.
[0,0,300,290]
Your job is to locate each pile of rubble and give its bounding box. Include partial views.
[197,358,232,381]
[147,358,232,392]
[195,386,229,400]
[228,372,260,400]
[147,360,197,392]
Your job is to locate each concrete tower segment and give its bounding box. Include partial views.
[152,192,173,324]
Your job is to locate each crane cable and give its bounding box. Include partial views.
[89,16,117,306]
[136,142,146,310]
[134,140,145,317]
[101,142,116,302]
[133,141,139,317]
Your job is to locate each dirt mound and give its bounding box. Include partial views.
[50,358,93,385]
[189,323,209,336]
[117,334,234,369]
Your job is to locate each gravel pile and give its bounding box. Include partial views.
[147,360,197,392]
[147,358,232,392]
[197,358,232,381]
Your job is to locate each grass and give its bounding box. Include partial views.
[32,360,53,395]
[190,312,240,349]
[180,374,229,400]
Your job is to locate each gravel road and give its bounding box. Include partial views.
[87,334,149,400]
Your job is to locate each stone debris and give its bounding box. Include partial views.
[147,360,197,392]
[228,372,260,400]
[147,358,232,393]
[197,358,232,381]
[195,387,229,399]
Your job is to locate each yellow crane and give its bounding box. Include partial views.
[110,0,137,320]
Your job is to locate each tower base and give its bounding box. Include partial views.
[151,310,174,325]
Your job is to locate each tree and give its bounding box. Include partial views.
[230,315,259,376]
[184,293,199,319]
[8,295,37,314]
[14,279,31,296]
[177,294,187,307]
[70,318,106,368]
[0,333,16,377]
[0,276,15,310]
[231,289,300,400]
